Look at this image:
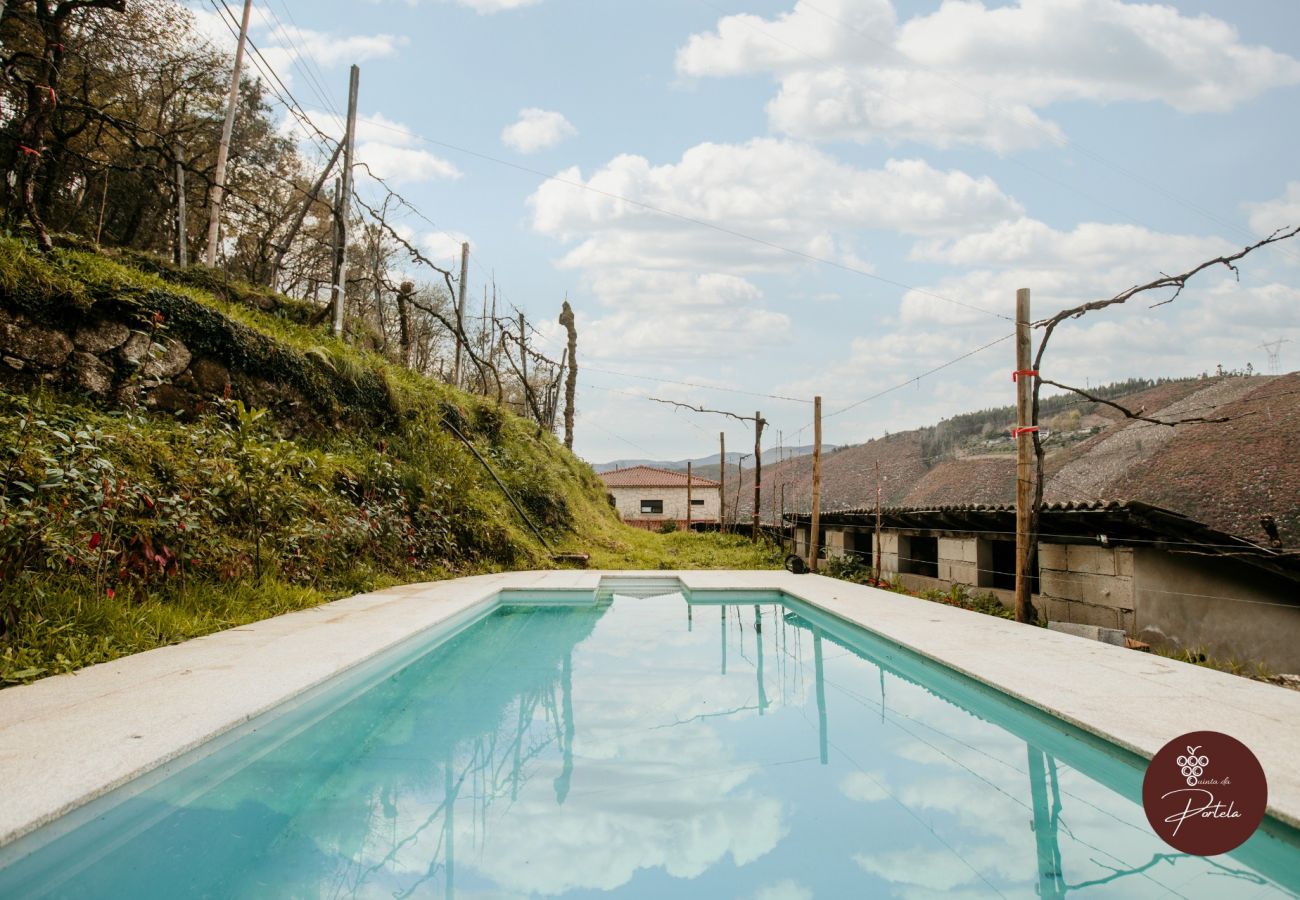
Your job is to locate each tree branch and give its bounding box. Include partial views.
[1038,378,1238,427]
[648,398,766,426]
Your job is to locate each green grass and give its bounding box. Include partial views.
[0,238,783,686]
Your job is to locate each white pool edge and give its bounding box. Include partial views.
[1,569,1297,850]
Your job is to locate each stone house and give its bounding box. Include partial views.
[786,500,1300,672]
[599,465,721,531]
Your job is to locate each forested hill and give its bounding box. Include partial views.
[732,373,1300,547]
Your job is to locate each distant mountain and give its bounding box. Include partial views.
[726,374,1300,547]
[591,444,831,474]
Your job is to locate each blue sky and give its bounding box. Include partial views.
[192,0,1300,462]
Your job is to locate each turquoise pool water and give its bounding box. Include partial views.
[2,587,1299,898]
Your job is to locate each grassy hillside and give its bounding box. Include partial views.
[0,239,779,685]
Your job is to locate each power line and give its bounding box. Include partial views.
[826,332,1016,419]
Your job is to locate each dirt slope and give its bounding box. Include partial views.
[736,374,1299,545]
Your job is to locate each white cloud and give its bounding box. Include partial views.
[530,139,1022,273]
[1245,182,1300,236]
[752,879,814,900]
[779,216,1293,443]
[841,770,889,804]
[528,139,1018,366]
[447,0,542,12]
[185,4,403,90]
[355,141,462,183]
[279,110,461,184]
[419,231,473,270]
[502,108,577,153]
[678,0,1300,151]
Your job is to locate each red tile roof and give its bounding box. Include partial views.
[599,465,721,488]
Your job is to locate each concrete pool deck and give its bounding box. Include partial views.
[2,569,1299,850]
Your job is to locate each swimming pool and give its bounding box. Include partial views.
[2,583,1298,897]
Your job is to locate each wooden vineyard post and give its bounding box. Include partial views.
[453,242,469,386]
[331,65,359,338]
[1014,288,1036,624]
[751,411,764,542]
[718,432,726,533]
[686,461,693,530]
[874,460,883,582]
[809,396,823,571]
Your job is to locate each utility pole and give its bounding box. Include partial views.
[809,396,823,571]
[204,0,252,267]
[686,461,693,530]
[751,411,765,542]
[173,141,187,267]
[874,460,882,582]
[718,432,726,533]
[453,242,469,386]
[1014,288,1036,624]
[332,65,360,339]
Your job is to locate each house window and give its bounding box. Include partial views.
[640,499,664,515]
[691,499,705,506]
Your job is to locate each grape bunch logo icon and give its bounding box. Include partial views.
[1176,746,1210,786]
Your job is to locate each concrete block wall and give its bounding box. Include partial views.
[879,532,900,576]
[938,537,979,584]
[1038,544,1135,633]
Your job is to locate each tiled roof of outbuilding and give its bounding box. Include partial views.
[599,465,721,488]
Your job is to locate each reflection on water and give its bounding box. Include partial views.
[3,593,1298,898]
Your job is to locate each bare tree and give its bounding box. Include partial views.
[1024,224,1300,615]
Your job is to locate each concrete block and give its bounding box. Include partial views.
[1068,544,1116,576]
[1078,574,1133,609]
[1039,570,1079,601]
[1045,598,1074,623]
[948,562,977,584]
[1049,621,1127,646]
[938,538,965,563]
[1118,608,1135,636]
[1065,601,1121,630]
[962,539,978,564]
[1037,543,1068,571]
[1116,548,1134,578]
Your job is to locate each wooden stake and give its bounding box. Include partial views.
[560,300,577,446]
[205,0,252,267]
[1015,288,1035,623]
[518,312,528,418]
[751,411,764,542]
[332,65,360,339]
[173,140,187,267]
[453,242,469,385]
[874,460,882,582]
[687,461,693,530]
[809,396,823,571]
[718,432,726,533]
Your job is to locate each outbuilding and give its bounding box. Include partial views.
[599,465,721,531]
